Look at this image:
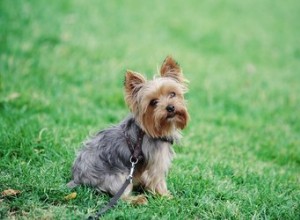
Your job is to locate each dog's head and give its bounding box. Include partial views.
[124,56,189,138]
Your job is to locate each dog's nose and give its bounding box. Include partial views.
[166,105,175,113]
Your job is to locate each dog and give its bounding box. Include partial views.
[67,56,189,205]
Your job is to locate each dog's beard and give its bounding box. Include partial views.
[139,107,188,138]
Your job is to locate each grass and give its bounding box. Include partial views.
[1,0,300,219]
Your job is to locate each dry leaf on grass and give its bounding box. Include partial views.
[5,92,20,101]
[64,192,77,200]
[1,189,21,197]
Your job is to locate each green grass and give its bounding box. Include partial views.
[1,0,300,219]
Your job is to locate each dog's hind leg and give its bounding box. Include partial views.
[67,180,79,189]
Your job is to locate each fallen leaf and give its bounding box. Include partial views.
[6,92,20,101]
[64,192,77,200]
[1,189,21,197]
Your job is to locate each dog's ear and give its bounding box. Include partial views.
[160,56,185,84]
[124,70,146,110]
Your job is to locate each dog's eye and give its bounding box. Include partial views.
[170,92,176,98]
[150,99,158,106]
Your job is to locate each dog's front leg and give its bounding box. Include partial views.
[141,170,172,198]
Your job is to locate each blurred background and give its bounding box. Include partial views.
[1,0,299,219]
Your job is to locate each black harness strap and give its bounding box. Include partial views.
[87,127,145,220]
[128,128,145,162]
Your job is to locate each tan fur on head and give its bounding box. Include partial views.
[124,56,189,138]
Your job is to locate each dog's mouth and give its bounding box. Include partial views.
[166,112,176,119]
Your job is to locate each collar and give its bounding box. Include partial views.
[157,137,174,145]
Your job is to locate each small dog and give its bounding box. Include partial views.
[67,56,189,204]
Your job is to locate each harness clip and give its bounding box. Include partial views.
[127,156,138,183]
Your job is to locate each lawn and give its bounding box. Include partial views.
[1,0,300,219]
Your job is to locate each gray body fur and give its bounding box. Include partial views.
[67,115,179,195]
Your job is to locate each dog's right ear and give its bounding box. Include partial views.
[124,70,146,111]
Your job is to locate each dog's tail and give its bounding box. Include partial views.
[67,180,79,189]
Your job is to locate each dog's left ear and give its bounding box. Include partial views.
[160,56,185,84]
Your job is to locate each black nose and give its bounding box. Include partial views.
[166,105,175,113]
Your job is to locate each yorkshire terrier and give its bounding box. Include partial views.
[67,56,189,205]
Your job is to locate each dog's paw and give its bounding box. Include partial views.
[122,195,148,205]
[160,191,173,199]
[132,195,148,205]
